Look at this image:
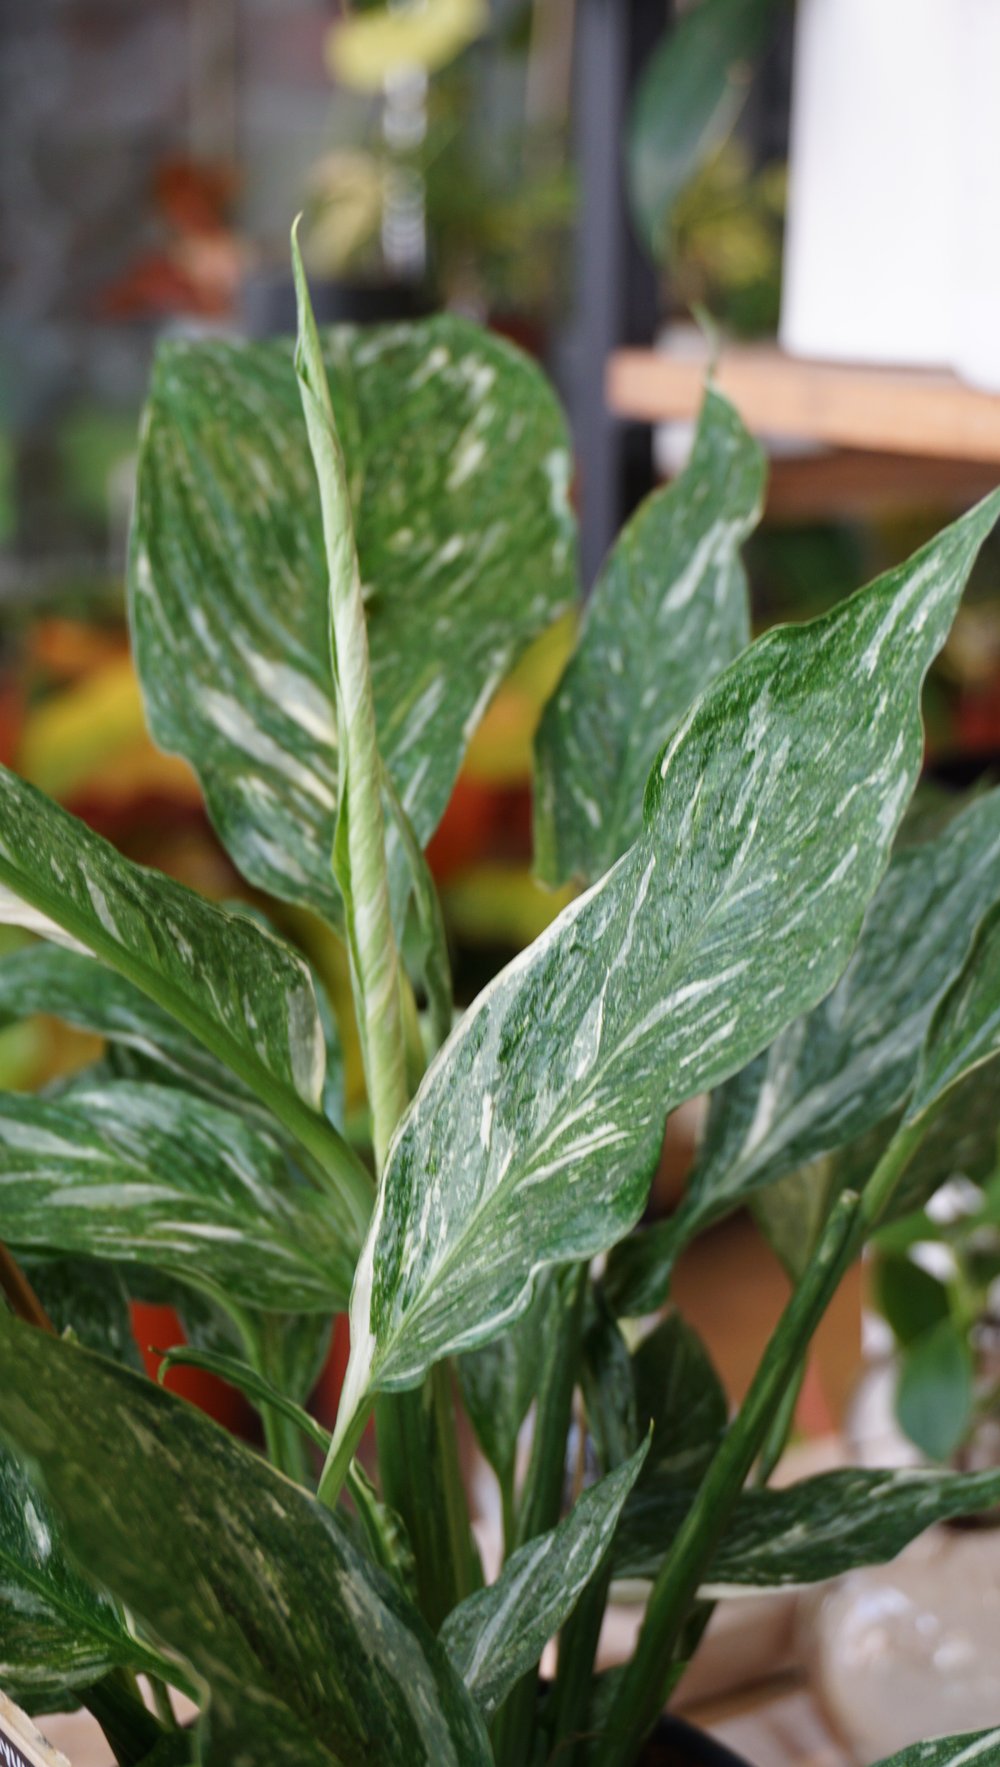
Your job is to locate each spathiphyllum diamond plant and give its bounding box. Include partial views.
[3,230,1000,1767]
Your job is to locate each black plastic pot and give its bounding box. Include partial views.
[646,1713,752,1766]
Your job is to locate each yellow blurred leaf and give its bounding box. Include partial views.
[18,657,197,803]
[464,614,576,784]
[441,864,575,949]
[326,0,488,92]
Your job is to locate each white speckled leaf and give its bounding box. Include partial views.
[0,1081,353,1311]
[0,1443,175,1713]
[129,323,576,928]
[872,1732,1000,1766]
[608,788,1000,1311]
[534,387,763,885]
[909,901,1000,1125]
[615,1464,1000,1589]
[0,1322,492,1767]
[0,766,331,1117]
[440,1440,648,1719]
[333,496,1000,1437]
[0,942,271,1123]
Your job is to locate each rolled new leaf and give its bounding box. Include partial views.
[440,1440,648,1720]
[535,387,764,885]
[0,1444,178,1713]
[0,1320,492,1767]
[330,493,1000,1457]
[608,786,1000,1311]
[0,767,368,1229]
[129,312,576,932]
[0,1081,354,1311]
[292,223,407,1172]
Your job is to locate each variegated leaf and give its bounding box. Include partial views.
[0,1322,492,1766]
[129,321,576,929]
[332,496,1000,1446]
[0,767,367,1230]
[607,788,1000,1310]
[872,1731,1000,1765]
[908,901,1000,1124]
[534,387,763,885]
[0,1443,175,1713]
[0,942,277,1128]
[440,1441,648,1719]
[22,1256,142,1373]
[0,1081,353,1312]
[615,1465,1000,1589]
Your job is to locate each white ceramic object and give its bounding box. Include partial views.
[952,0,1000,391]
[808,1526,1000,1763]
[781,0,958,372]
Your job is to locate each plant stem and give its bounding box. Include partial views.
[492,1262,588,1767]
[597,1189,862,1767]
[375,1367,482,1630]
[318,1397,370,1508]
[84,1671,166,1766]
[252,1317,311,1484]
[547,1558,612,1763]
[0,1244,53,1331]
[598,1120,927,1767]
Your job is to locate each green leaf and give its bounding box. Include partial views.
[21,1255,143,1372]
[632,1313,727,1480]
[0,1319,492,1766]
[628,0,779,254]
[909,900,1000,1124]
[614,1464,1000,1587]
[534,388,763,885]
[872,1730,1000,1766]
[609,785,1000,1311]
[440,1441,648,1720]
[0,1081,353,1312]
[333,495,1000,1442]
[128,321,576,932]
[0,1443,175,1713]
[155,1344,330,1450]
[874,1255,951,1348]
[0,767,367,1230]
[0,942,277,1128]
[458,1273,554,1490]
[896,1321,974,1463]
[580,1292,638,1473]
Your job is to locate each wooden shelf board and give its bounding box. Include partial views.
[608,344,1000,467]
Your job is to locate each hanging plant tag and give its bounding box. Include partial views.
[0,1696,70,1767]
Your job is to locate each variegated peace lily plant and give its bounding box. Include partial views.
[1,231,1000,1767]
